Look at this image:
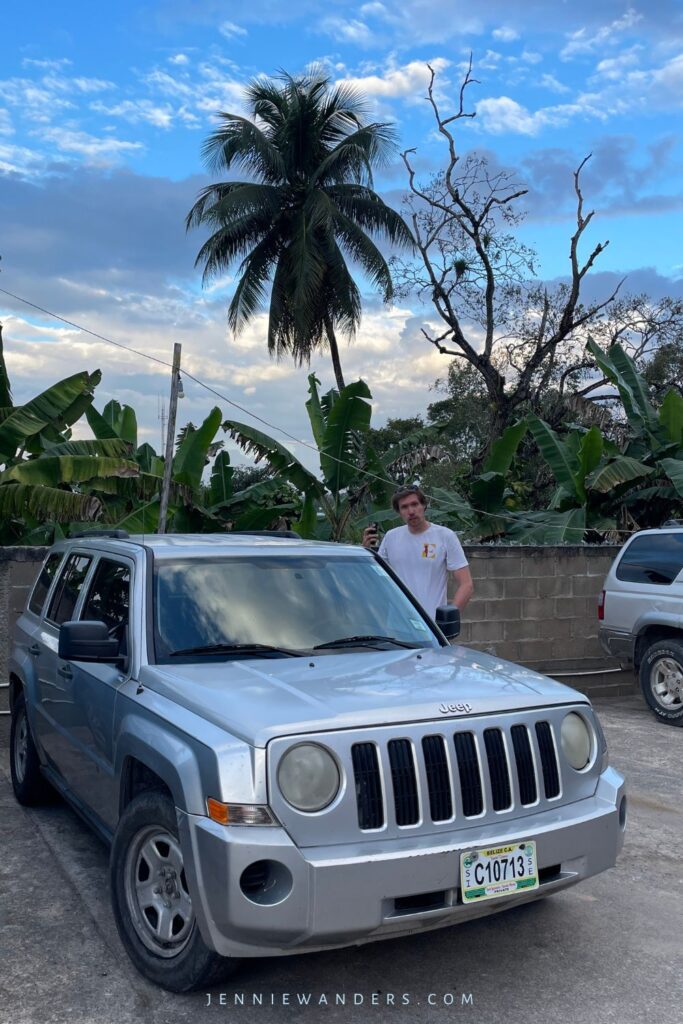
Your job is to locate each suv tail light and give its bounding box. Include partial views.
[598,589,605,621]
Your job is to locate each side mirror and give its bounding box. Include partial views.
[435,605,460,639]
[58,620,121,663]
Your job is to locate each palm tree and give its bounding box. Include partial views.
[186,69,413,391]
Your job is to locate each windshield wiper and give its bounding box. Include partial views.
[169,643,300,658]
[313,635,417,651]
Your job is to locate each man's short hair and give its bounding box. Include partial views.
[392,485,427,513]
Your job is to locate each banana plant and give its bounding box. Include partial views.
[224,375,445,541]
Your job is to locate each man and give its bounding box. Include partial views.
[362,485,473,618]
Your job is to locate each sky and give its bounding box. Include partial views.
[1,1,682,471]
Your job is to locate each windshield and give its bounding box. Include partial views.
[153,554,439,662]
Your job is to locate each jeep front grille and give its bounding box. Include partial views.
[352,721,561,831]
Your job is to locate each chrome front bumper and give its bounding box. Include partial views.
[178,766,626,959]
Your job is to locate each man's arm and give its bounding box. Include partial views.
[450,566,474,610]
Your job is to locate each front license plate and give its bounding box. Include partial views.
[460,841,539,903]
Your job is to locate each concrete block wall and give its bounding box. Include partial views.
[458,544,636,696]
[0,548,46,714]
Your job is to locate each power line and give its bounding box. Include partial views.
[0,284,636,537]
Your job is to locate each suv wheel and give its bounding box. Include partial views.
[110,791,234,991]
[639,640,683,726]
[10,692,53,805]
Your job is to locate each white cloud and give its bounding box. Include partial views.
[90,99,175,129]
[21,58,72,70]
[219,20,248,39]
[592,46,642,81]
[561,7,643,60]
[475,95,588,135]
[539,74,570,94]
[492,27,519,42]
[318,17,374,46]
[169,54,190,66]
[0,108,13,135]
[336,57,450,101]
[521,50,542,65]
[0,141,44,175]
[40,125,143,162]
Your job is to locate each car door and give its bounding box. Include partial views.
[64,555,133,830]
[34,551,94,785]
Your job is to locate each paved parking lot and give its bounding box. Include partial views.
[1,694,681,1024]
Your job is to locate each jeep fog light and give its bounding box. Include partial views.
[277,743,340,812]
[561,712,592,770]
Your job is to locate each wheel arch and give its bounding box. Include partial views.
[635,626,683,668]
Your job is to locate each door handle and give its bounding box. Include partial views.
[57,664,73,680]
[28,644,40,657]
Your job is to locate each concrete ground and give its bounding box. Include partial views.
[1,695,681,1024]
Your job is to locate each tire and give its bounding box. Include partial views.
[639,640,683,727]
[10,692,53,805]
[110,790,233,992]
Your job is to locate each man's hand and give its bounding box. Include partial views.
[362,525,379,550]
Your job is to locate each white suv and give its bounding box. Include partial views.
[599,525,683,726]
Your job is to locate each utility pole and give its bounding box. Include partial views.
[158,343,182,534]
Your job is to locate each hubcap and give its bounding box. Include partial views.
[124,826,194,957]
[14,710,28,784]
[651,657,683,709]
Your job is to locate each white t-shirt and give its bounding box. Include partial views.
[378,523,468,618]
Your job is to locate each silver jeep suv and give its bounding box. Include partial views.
[599,525,683,726]
[10,531,626,992]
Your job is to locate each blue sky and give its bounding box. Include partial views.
[1,1,682,467]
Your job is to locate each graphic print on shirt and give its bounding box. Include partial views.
[422,543,436,559]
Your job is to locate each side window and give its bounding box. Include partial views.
[28,553,63,616]
[47,555,93,625]
[80,559,130,638]
[616,534,683,585]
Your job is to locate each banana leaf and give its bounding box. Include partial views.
[471,471,505,514]
[223,419,324,497]
[0,456,140,487]
[292,491,318,538]
[320,380,372,494]
[586,337,661,440]
[527,416,580,498]
[304,374,326,450]
[0,372,99,459]
[0,482,101,521]
[41,438,130,458]
[586,457,653,493]
[209,451,234,507]
[577,427,603,483]
[233,503,297,532]
[136,443,165,477]
[173,406,222,492]
[483,418,528,475]
[658,458,683,499]
[506,507,587,544]
[659,390,683,448]
[115,498,161,533]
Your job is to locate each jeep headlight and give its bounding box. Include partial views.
[561,712,592,770]
[277,743,340,812]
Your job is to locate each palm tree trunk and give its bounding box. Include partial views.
[324,316,346,392]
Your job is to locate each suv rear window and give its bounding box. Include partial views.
[47,554,93,624]
[616,533,683,585]
[28,553,63,616]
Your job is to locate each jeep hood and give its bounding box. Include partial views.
[139,646,587,747]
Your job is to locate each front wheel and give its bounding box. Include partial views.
[110,791,233,991]
[639,640,683,726]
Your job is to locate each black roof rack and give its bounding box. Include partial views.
[231,530,300,539]
[70,529,130,539]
